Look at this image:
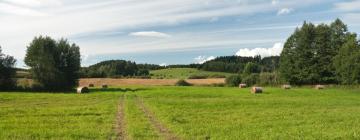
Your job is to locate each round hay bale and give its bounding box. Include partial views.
[315,85,325,90]
[102,84,108,89]
[77,87,89,94]
[89,84,94,87]
[239,84,247,88]
[282,85,291,89]
[251,87,263,94]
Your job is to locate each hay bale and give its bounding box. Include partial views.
[251,87,263,94]
[102,84,108,89]
[282,85,291,89]
[89,84,94,87]
[77,87,89,94]
[315,85,325,90]
[239,84,247,88]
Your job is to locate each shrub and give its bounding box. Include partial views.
[175,79,192,86]
[225,75,242,87]
[242,74,260,86]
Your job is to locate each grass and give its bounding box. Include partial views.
[0,91,122,140]
[1,86,360,139]
[150,68,234,79]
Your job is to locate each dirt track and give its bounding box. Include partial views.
[79,78,225,87]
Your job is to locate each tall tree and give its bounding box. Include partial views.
[0,46,16,90]
[334,35,360,84]
[280,19,355,85]
[24,36,81,90]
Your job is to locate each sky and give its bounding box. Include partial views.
[1,0,360,67]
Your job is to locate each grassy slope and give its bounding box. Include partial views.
[150,68,234,79]
[1,87,360,139]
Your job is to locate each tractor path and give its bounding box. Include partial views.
[136,96,180,140]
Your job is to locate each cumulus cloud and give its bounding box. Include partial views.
[129,31,171,38]
[235,42,284,57]
[277,8,293,15]
[194,56,216,64]
[159,63,168,67]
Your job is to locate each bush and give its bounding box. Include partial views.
[242,74,260,86]
[225,75,242,87]
[175,79,192,86]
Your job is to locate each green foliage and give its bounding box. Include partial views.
[243,62,261,75]
[200,55,279,74]
[259,72,281,86]
[24,36,81,91]
[334,36,360,84]
[280,19,355,85]
[175,79,192,86]
[0,46,16,90]
[80,60,143,78]
[225,75,242,87]
[242,73,260,86]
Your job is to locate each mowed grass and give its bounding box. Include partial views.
[150,68,234,79]
[0,91,123,140]
[1,86,360,139]
[135,87,360,139]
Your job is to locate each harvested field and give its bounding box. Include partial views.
[79,78,225,87]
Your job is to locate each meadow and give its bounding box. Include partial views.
[1,86,360,139]
[150,68,234,79]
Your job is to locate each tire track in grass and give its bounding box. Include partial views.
[135,96,180,140]
[113,95,127,140]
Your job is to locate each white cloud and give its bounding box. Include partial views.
[194,56,216,64]
[235,42,284,57]
[129,31,171,38]
[2,0,62,7]
[272,0,279,5]
[335,0,360,12]
[159,63,168,67]
[0,3,47,16]
[277,8,293,15]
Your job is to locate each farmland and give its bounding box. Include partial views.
[1,86,360,139]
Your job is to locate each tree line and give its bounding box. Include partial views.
[80,60,150,78]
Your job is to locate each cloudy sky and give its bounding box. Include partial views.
[1,0,360,67]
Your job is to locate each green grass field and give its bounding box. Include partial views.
[150,68,234,79]
[1,86,360,139]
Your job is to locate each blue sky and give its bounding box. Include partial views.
[1,0,360,67]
